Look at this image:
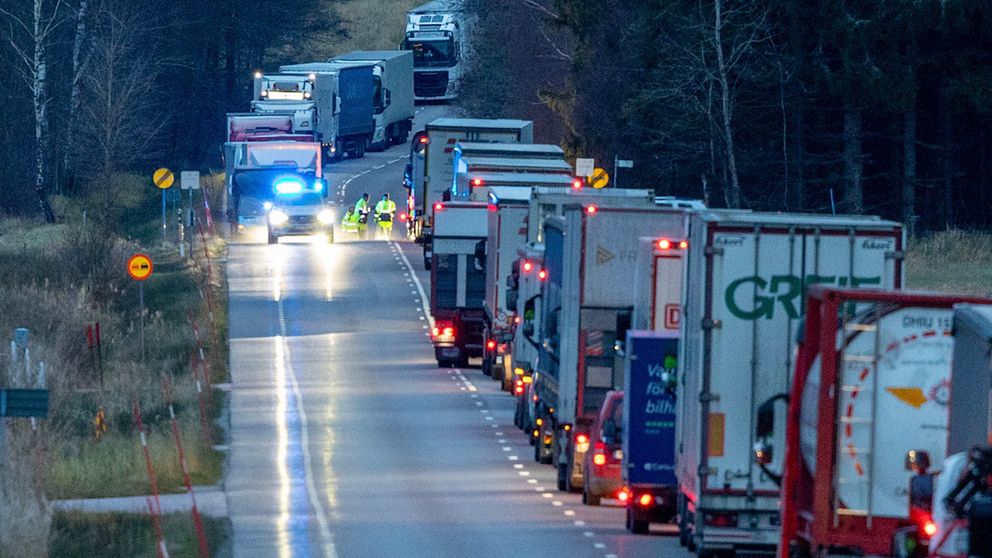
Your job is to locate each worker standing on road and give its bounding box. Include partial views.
[375,193,397,240]
[341,208,359,234]
[354,193,371,239]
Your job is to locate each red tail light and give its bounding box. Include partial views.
[638,494,654,507]
[593,442,607,467]
[538,269,548,281]
[575,433,589,445]
[487,340,496,350]
[472,177,484,187]
[923,520,937,537]
[434,202,444,212]
[618,488,630,503]
[522,261,533,273]
[571,178,583,190]
[419,136,429,144]
[487,204,497,212]
[585,205,598,214]
[679,240,689,249]
[398,213,408,222]
[658,239,672,250]
[432,322,456,342]
[514,380,524,395]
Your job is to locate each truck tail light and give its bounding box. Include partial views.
[537,269,548,281]
[487,340,496,350]
[703,512,738,527]
[522,260,533,273]
[434,202,444,212]
[432,322,456,343]
[923,520,937,537]
[638,494,654,508]
[585,205,598,215]
[658,239,672,250]
[419,135,429,144]
[617,487,630,504]
[593,441,607,466]
[575,433,590,453]
[679,240,688,249]
[514,379,525,395]
[571,178,583,190]
[472,177,484,187]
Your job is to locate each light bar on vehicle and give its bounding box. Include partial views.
[274,178,304,195]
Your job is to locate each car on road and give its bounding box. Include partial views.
[583,391,624,506]
[266,181,336,244]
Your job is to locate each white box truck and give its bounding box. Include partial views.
[676,211,904,556]
[407,118,532,253]
[331,50,415,150]
[535,204,689,493]
[452,159,575,201]
[482,187,531,389]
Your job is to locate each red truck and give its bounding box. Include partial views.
[761,287,992,558]
[429,201,489,367]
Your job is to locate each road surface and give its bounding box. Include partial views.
[224,106,690,557]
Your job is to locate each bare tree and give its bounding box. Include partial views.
[0,0,66,222]
[77,0,167,221]
[61,0,91,195]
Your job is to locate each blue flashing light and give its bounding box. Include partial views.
[274,178,303,195]
[314,180,324,193]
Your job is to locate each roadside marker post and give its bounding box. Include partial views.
[127,254,153,362]
[162,376,210,558]
[133,400,169,558]
[154,168,174,247]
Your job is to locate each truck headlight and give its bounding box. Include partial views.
[317,209,334,225]
[268,209,289,226]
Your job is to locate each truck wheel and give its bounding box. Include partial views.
[557,464,568,491]
[627,508,649,534]
[267,229,278,245]
[534,436,542,462]
[455,355,469,368]
[436,358,453,368]
[481,355,491,377]
[583,485,601,506]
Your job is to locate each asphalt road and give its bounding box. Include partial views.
[224,106,690,557]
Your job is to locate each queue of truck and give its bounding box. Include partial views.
[411,115,992,557]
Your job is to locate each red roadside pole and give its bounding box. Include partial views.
[132,400,168,558]
[162,377,210,558]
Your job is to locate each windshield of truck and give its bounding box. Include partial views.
[261,78,312,101]
[406,38,455,66]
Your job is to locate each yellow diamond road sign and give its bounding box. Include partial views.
[590,168,609,189]
[153,168,174,189]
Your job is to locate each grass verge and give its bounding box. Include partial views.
[905,230,992,295]
[49,511,231,558]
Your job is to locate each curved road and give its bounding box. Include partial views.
[224,106,690,557]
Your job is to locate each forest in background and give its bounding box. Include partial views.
[461,0,992,232]
[3,0,992,233]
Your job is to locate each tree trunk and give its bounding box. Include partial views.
[32,0,54,223]
[713,0,742,209]
[62,0,89,195]
[938,80,954,229]
[902,106,917,234]
[842,108,864,214]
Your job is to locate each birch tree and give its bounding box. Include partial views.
[0,0,64,223]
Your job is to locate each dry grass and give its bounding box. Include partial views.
[50,511,231,558]
[0,195,228,555]
[905,230,992,295]
[309,0,425,56]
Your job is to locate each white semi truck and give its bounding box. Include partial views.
[407,118,533,255]
[404,0,470,102]
[535,204,689,493]
[676,211,905,556]
[330,50,415,150]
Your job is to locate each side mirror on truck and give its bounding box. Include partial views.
[602,419,618,443]
[753,393,789,485]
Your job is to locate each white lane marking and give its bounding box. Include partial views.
[508,455,519,461]
[373,164,386,170]
[527,479,538,484]
[552,500,563,507]
[518,471,530,477]
[277,298,336,557]
[564,510,575,517]
[541,493,553,498]
[495,431,503,436]
[594,543,605,550]
[513,464,523,469]
[393,241,433,327]
[583,531,594,537]
[574,520,586,527]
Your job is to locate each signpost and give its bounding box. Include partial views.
[575,158,595,179]
[154,168,174,246]
[127,254,153,362]
[614,157,634,189]
[0,388,49,418]
[180,172,200,258]
[589,167,610,189]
